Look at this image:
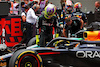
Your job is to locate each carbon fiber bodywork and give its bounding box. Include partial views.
[0,37,100,67]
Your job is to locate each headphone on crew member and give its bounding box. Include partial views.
[32,4,39,10]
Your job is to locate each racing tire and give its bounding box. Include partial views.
[9,49,43,67]
[27,37,36,46]
[27,36,40,46]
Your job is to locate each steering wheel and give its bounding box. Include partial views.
[54,40,70,48]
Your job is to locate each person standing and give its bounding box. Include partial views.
[38,4,57,47]
[72,2,87,24]
[24,0,29,6]
[20,6,29,44]
[10,0,19,15]
[60,0,73,25]
[94,1,100,22]
[26,4,40,45]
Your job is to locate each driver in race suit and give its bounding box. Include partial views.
[63,17,84,38]
[72,2,87,25]
[38,4,57,47]
[56,1,73,37]
[60,0,74,25]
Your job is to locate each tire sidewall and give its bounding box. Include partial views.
[9,49,43,67]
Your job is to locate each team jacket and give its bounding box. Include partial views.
[72,11,87,23]
[94,7,100,22]
[38,15,57,34]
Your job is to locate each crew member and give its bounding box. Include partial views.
[24,0,29,6]
[38,4,57,47]
[26,4,40,45]
[20,6,29,44]
[63,17,84,38]
[94,1,100,22]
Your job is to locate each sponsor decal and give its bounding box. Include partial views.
[38,52,60,55]
[76,51,100,58]
[87,44,96,47]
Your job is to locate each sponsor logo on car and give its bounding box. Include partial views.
[76,51,100,58]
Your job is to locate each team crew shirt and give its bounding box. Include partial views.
[21,12,26,17]
[26,8,38,24]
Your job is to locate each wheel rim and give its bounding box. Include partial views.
[18,54,40,67]
[25,62,32,67]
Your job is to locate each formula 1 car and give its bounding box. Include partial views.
[0,37,100,67]
[68,21,100,41]
[83,22,100,41]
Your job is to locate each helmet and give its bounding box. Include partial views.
[44,4,56,19]
[65,0,73,13]
[74,2,82,9]
[65,5,73,11]
[65,0,73,7]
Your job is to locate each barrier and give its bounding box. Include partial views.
[0,16,23,47]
